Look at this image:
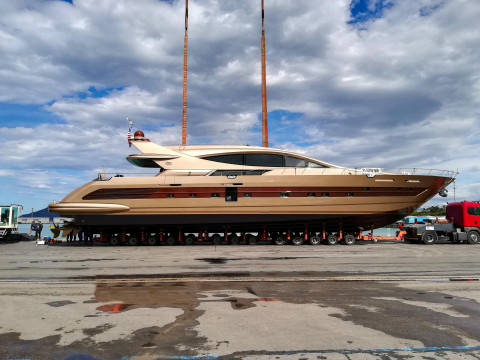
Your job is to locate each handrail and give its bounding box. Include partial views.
[392,168,459,178]
[95,172,158,181]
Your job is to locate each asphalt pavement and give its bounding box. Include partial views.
[1,240,480,360]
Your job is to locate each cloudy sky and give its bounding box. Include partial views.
[0,0,479,214]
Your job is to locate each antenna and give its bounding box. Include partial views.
[182,0,188,146]
[453,178,456,201]
[261,0,268,147]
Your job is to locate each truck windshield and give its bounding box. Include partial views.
[1,208,10,226]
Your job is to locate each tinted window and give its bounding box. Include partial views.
[245,154,283,167]
[467,207,480,216]
[127,158,161,168]
[204,154,244,165]
[307,161,326,168]
[285,156,306,167]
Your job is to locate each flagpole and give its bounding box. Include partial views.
[261,0,268,147]
[182,0,188,146]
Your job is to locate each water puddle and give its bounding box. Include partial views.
[96,303,132,313]
[195,256,323,264]
[13,258,118,264]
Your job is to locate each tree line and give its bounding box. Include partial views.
[411,205,445,216]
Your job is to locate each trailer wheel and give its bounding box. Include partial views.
[129,237,139,246]
[147,236,158,246]
[344,234,356,245]
[326,234,338,245]
[110,237,119,246]
[309,235,321,245]
[292,236,303,246]
[274,236,286,245]
[212,234,222,245]
[166,236,176,246]
[247,235,257,245]
[422,231,437,245]
[467,230,480,244]
[185,234,195,245]
[230,235,240,245]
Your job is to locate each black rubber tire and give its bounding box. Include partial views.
[422,231,437,245]
[274,236,286,246]
[344,234,356,245]
[230,235,240,245]
[110,237,119,246]
[129,237,139,246]
[185,234,195,245]
[248,235,257,245]
[467,230,480,244]
[326,234,338,245]
[309,235,321,245]
[292,236,303,246]
[212,234,222,245]
[147,236,158,246]
[166,236,176,246]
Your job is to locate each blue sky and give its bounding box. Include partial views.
[0,0,479,214]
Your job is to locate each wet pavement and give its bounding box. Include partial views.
[1,241,480,359]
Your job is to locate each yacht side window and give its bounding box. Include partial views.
[285,156,306,167]
[307,161,326,168]
[245,154,283,167]
[203,154,244,165]
[284,156,326,168]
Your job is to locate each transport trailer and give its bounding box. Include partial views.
[0,205,22,240]
[80,223,378,246]
[403,201,480,244]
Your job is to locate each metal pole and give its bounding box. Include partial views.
[182,0,188,146]
[261,0,268,147]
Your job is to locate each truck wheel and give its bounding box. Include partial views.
[292,236,303,245]
[166,236,176,246]
[230,235,240,245]
[326,234,338,245]
[467,231,480,244]
[422,231,437,245]
[344,234,356,245]
[129,237,139,246]
[212,234,222,245]
[185,234,195,245]
[309,235,321,245]
[110,237,119,246]
[247,235,257,245]
[274,236,286,245]
[147,236,158,246]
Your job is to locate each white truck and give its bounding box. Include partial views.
[0,205,23,240]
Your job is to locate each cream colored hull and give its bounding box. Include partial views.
[49,173,451,232]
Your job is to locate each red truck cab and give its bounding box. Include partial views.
[446,201,480,228]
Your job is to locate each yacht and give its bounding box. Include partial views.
[49,130,455,245]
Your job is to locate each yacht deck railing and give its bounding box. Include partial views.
[97,168,458,180]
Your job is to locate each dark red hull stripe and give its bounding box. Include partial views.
[83,186,426,200]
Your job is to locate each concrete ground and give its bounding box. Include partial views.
[1,240,480,360]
